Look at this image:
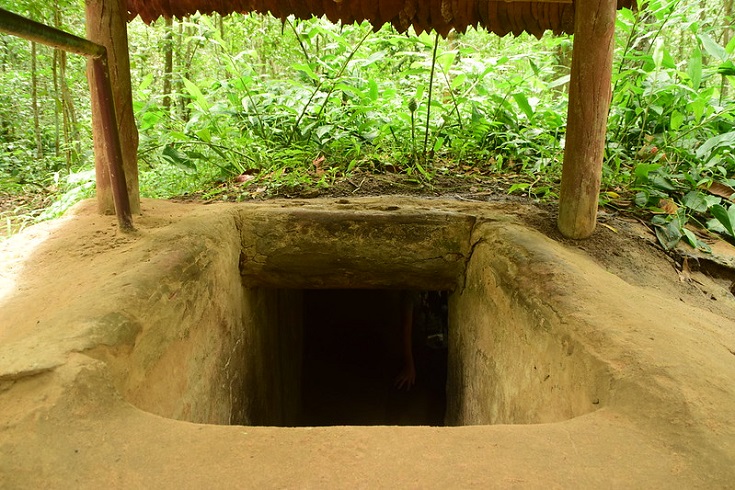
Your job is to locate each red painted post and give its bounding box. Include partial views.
[91,55,134,231]
[86,0,140,216]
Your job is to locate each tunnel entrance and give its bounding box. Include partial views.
[112,206,611,429]
[299,289,448,427]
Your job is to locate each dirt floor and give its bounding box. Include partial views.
[1,180,735,487]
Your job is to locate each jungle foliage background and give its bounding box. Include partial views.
[0,0,734,249]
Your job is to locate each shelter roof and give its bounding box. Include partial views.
[126,0,634,37]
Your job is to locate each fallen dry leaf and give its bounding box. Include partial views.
[235,174,255,184]
[312,156,326,176]
[704,181,735,200]
[658,198,679,215]
[600,223,618,233]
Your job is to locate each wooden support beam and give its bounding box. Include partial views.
[557,0,616,239]
[0,7,134,232]
[86,0,140,215]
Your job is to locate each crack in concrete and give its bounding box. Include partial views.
[461,216,485,292]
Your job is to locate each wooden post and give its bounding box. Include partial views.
[557,0,616,239]
[85,0,140,215]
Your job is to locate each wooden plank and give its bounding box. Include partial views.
[517,2,534,36]
[495,2,511,37]
[361,0,381,24]
[557,0,616,238]
[464,0,478,29]
[428,0,451,35]
[560,3,575,33]
[477,0,489,27]
[415,0,430,33]
[548,3,563,34]
[528,2,544,39]
[507,3,523,36]
[379,0,403,22]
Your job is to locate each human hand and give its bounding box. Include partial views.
[394,364,416,391]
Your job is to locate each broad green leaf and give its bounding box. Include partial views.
[529,59,540,76]
[334,81,362,99]
[633,163,662,181]
[315,124,334,139]
[662,49,676,69]
[450,74,468,90]
[138,110,161,131]
[710,204,735,237]
[138,73,154,92]
[161,145,196,171]
[682,228,698,248]
[186,151,207,160]
[688,48,702,90]
[363,51,386,66]
[649,173,678,192]
[705,195,723,208]
[649,105,663,115]
[182,77,210,113]
[617,8,635,25]
[508,183,530,194]
[696,131,735,160]
[650,38,675,69]
[438,52,456,74]
[653,39,665,68]
[687,96,707,123]
[196,128,212,143]
[698,33,727,61]
[717,61,735,77]
[547,75,570,90]
[707,217,726,234]
[169,131,188,141]
[655,221,682,250]
[413,160,431,179]
[433,136,445,153]
[512,93,534,121]
[727,36,735,55]
[293,63,319,81]
[670,110,684,130]
[635,191,650,208]
[682,190,709,213]
[368,79,379,101]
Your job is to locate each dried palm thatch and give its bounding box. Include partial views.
[126,0,634,38]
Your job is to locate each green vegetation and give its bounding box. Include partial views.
[1,0,734,250]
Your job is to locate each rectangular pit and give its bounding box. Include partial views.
[101,205,610,428]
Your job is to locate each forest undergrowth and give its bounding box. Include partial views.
[1,0,734,251]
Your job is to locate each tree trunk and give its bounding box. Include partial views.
[723,0,734,100]
[557,0,616,239]
[53,2,78,170]
[52,46,61,159]
[60,49,80,170]
[31,41,43,160]
[162,16,173,113]
[85,0,140,215]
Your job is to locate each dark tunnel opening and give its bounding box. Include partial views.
[298,289,449,427]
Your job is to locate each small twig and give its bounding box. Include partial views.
[350,177,366,194]
[423,32,440,164]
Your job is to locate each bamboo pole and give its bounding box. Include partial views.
[557,0,616,239]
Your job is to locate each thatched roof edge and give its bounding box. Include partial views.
[127,0,635,37]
